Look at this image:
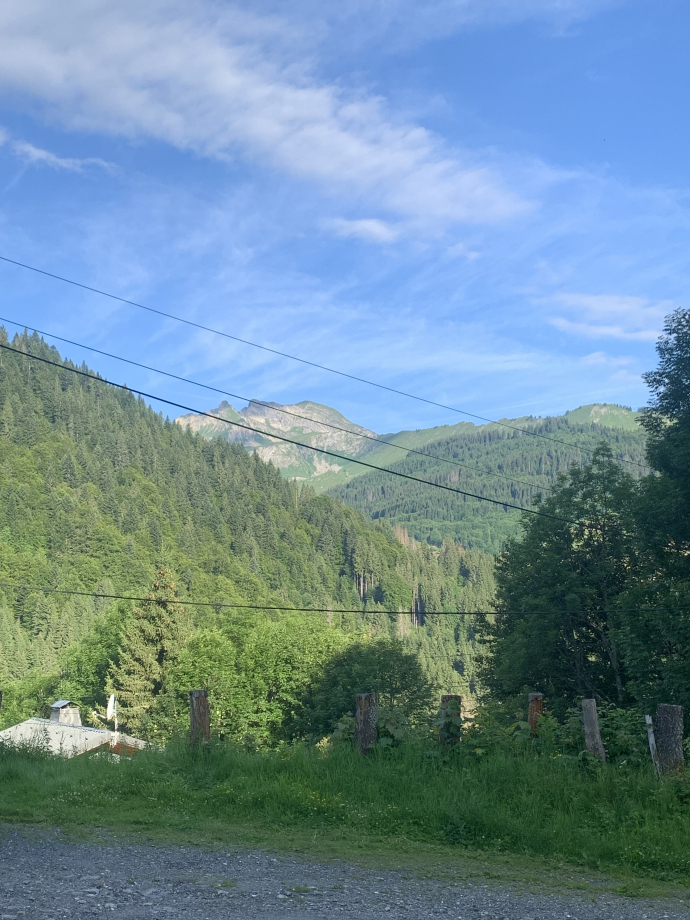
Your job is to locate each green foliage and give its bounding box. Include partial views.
[612,308,690,712]
[0,329,486,734]
[376,705,409,747]
[300,637,434,739]
[435,695,464,747]
[109,569,190,737]
[481,308,690,717]
[330,414,646,554]
[482,446,638,712]
[232,613,350,745]
[329,713,355,745]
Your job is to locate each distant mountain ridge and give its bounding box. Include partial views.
[176,400,646,553]
[176,400,643,486]
[176,399,378,482]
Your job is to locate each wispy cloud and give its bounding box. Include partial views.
[0,0,529,234]
[548,293,671,342]
[239,0,626,51]
[11,139,112,172]
[326,218,399,243]
[580,351,633,367]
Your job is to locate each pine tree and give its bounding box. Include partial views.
[109,568,189,736]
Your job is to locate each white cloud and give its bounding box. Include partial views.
[326,218,399,243]
[0,0,528,232]
[548,293,671,342]
[446,241,480,260]
[610,368,642,383]
[580,351,632,367]
[11,139,111,172]
[242,1,624,51]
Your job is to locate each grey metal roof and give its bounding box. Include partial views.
[0,719,109,756]
[51,700,76,709]
[0,719,147,758]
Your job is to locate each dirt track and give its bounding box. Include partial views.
[0,826,686,920]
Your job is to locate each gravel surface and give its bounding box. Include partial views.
[0,826,686,920]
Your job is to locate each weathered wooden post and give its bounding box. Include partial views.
[645,715,661,778]
[528,692,543,736]
[581,698,606,761]
[656,704,684,775]
[355,692,379,755]
[439,694,463,746]
[441,694,462,712]
[189,689,210,746]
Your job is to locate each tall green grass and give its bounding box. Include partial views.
[1,740,689,881]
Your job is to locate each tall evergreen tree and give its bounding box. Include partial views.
[616,308,690,710]
[109,568,189,735]
[481,446,638,711]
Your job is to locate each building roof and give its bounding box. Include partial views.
[0,718,146,758]
[50,700,76,709]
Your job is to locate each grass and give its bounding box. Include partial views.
[1,740,689,892]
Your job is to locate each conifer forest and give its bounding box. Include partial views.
[2,307,690,753]
[0,328,494,739]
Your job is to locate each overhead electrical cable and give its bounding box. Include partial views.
[0,316,557,495]
[0,581,671,616]
[0,254,650,470]
[0,341,585,525]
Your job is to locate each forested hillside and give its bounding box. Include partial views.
[0,329,494,738]
[329,416,647,553]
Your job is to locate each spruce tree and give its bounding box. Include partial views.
[109,568,189,736]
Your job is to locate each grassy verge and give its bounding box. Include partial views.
[1,741,689,892]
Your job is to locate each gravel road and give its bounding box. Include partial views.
[0,825,686,920]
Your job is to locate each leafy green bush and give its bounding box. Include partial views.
[376,705,409,747]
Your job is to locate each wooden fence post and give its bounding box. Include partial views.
[645,715,661,778]
[355,692,379,755]
[656,704,684,775]
[581,698,606,761]
[441,694,462,712]
[439,694,463,746]
[528,692,543,736]
[189,689,210,746]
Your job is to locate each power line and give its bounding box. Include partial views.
[0,579,476,614]
[1,581,676,616]
[0,341,584,525]
[0,254,650,470]
[0,316,556,496]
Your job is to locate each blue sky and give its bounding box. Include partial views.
[0,0,688,434]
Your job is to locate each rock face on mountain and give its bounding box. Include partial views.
[175,400,377,481]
